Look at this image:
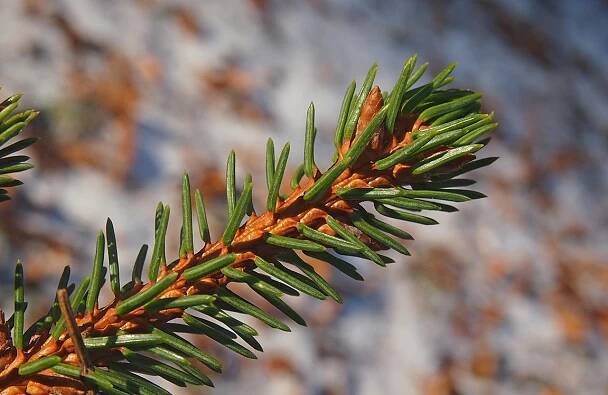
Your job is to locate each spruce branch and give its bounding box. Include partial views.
[0,91,38,203]
[0,56,498,394]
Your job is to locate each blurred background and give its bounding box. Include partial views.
[1,0,607,394]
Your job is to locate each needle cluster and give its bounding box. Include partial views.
[0,56,497,394]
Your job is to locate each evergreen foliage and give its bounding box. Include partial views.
[0,93,38,203]
[0,56,497,393]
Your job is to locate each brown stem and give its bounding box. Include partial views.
[57,289,92,376]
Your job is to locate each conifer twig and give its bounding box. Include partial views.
[0,56,498,393]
